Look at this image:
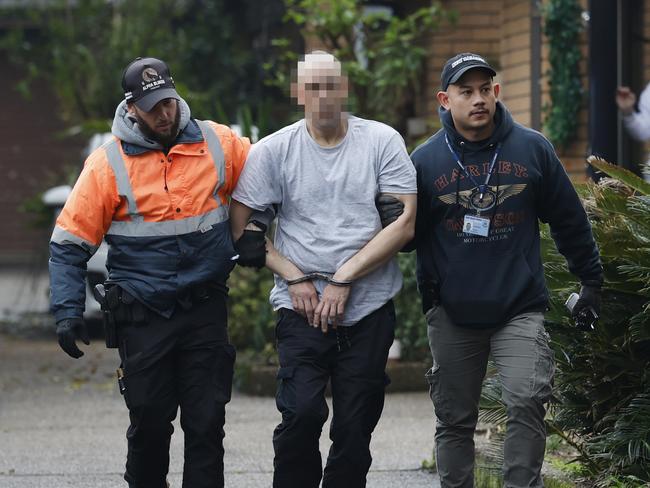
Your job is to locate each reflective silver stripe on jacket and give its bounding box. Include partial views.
[104,139,143,223]
[104,122,228,237]
[51,225,100,253]
[107,205,228,237]
[196,120,226,198]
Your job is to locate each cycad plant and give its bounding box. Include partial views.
[479,157,650,486]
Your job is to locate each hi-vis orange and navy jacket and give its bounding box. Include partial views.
[49,99,250,322]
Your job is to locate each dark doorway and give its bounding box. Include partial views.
[617,0,645,173]
[588,0,644,177]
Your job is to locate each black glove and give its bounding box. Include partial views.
[56,318,90,358]
[376,195,404,228]
[572,285,601,331]
[235,225,267,269]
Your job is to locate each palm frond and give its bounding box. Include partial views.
[588,156,650,196]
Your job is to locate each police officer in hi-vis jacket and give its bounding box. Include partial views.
[49,57,250,488]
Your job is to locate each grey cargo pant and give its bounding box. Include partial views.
[425,305,554,488]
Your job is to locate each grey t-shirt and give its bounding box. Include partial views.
[232,116,417,325]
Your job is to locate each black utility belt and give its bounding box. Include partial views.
[176,281,225,310]
[94,284,148,332]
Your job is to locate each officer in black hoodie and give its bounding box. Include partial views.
[410,53,603,487]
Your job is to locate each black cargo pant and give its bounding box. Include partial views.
[272,300,396,488]
[115,286,235,488]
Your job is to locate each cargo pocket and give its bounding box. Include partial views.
[532,327,555,404]
[118,352,146,410]
[275,366,296,415]
[425,365,446,418]
[214,343,236,404]
[425,363,451,423]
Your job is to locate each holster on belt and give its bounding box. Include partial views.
[92,284,118,348]
[92,284,149,348]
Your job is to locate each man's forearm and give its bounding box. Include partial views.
[265,239,304,281]
[230,199,255,241]
[334,193,416,283]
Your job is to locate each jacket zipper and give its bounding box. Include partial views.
[164,158,169,192]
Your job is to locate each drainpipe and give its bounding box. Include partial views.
[587,0,619,178]
[530,0,542,131]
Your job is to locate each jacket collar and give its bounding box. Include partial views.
[120,118,204,156]
[439,101,514,153]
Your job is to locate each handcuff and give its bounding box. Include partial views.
[286,272,353,287]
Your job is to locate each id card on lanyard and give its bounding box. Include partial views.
[444,135,501,237]
[463,214,490,237]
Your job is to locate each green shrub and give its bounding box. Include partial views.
[477,158,650,485]
[541,159,650,484]
[394,253,429,361]
[227,266,276,352]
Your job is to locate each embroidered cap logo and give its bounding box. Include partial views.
[142,68,159,83]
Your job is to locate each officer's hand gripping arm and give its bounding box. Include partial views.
[231,200,273,269]
[375,194,405,227]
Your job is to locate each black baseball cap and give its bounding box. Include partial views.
[121,57,180,112]
[440,52,497,90]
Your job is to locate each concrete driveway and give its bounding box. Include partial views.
[0,333,441,487]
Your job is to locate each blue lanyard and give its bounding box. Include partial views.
[444,135,501,200]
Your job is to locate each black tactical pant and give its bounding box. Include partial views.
[272,301,395,488]
[115,287,235,488]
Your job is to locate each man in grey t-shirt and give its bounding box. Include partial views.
[230,51,416,488]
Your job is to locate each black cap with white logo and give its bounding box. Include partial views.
[440,52,497,91]
[121,57,180,112]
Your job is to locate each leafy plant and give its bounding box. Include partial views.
[475,156,650,485]
[0,0,287,137]
[227,266,276,353]
[393,253,428,361]
[266,0,455,133]
[542,0,583,148]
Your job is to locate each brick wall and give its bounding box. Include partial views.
[419,0,502,119]
[419,0,536,127]
[0,53,84,266]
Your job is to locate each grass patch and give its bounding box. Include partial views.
[474,464,576,488]
[422,451,577,488]
[548,456,586,477]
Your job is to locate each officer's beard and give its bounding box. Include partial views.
[135,109,181,149]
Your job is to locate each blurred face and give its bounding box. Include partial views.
[293,60,348,130]
[128,98,180,146]
[437,69,500,141]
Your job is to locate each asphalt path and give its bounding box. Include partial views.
[0,334,441,487]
